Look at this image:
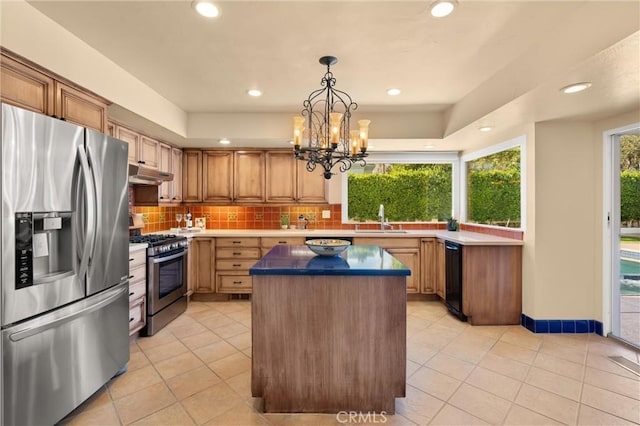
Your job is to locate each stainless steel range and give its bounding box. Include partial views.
[130,234,188,335]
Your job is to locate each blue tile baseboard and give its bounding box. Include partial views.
[521,313,603,335]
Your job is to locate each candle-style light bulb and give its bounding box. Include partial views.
[292,116,305,148]
[330,112,343,145]
[358,119,371,151]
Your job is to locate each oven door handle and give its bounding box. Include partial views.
[151,250,186,264]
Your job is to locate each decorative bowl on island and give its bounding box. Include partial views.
[305,239,351,256]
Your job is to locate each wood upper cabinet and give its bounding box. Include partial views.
[297,161,327,203]
[266,151,296,203]
[171,148,183,202]
[159,143,172,201]
[203,151,233,202]
[114,125,140,165]
[183,150,203,202]
[1,51,109,132]
[265,150,327,203]
[138,135,160,169]
[1,53,54,115]
[234,151,265,203]
[54,81,108,133]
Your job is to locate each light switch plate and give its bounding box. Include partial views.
[322,210,331,219]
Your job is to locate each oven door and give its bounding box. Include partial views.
[147,249,187,315]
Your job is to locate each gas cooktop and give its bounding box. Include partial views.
[129,234,186,247]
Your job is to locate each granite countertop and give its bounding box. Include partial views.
[249,245,412,276]
[160,228,523,246]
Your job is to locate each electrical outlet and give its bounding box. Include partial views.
[159,213,165,221]
[322,210,331,219]
[142,214,149,223]
[204,213,211,220]
[255,213,264,221]
[228,213,238,221]
[306,212,316,221]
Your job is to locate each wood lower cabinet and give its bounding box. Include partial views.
[215,237,260,293]
[260,236,305,257]
[420,238,436,294]
[354,237,421,293]
[462,245,522,325]
[435,239,445,299]
[191,238,216,293]
[1,50,108,132]
[128,247,147,335]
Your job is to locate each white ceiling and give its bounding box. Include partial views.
[25,0,640,151]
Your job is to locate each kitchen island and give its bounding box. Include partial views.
[249,244,410,413]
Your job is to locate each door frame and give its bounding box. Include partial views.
[602,122,639,337]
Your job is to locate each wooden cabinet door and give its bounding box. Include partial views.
[203,151,233,202]
[171,148,183,202]
[107,121,115,137]
[138,135,160,169]
[435,239,446,299]
[183,150,202,202]
[159,143,172,202]
[266,151,296,203]
[192,238,215,293]
[54,81,108,132]
[387,248,421,294]
[420,238,436,294]
[115,126,140,165]
[0,54,54,115]
[297,161,327,203]
[234,151,265,203]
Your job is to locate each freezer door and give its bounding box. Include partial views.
[84,129,130,295]
[1,104,86,325]
[2,282,129,426]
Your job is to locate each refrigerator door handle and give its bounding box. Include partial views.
[76,145,97,276]
[8,285,128,342]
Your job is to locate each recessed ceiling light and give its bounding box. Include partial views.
[219,138,231,145]
[288,140,294,145]
[424,144,435,149]
[479,126,493,132]
[386,88,401,96]
[560,82,592,94]
[430,0,457,17]
[192,1,220,18]
[247,89,262,97]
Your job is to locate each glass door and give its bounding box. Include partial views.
[610,131,640,348]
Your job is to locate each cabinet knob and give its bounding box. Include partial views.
[129,292,135,296]
[232,264,241,267]
[129,318,134,322]
[232,252,241,256]
[138,160,146,164]
[233,281,243,285]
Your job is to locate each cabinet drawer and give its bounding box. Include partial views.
[216,237,260,248]
[260,237,305,248]
[216,259,256,271]
[216,247,260,259]
[128,297,145,335]
[216,274,252,293]
[129,264,146,284]
[129,249,146,268]
[128,280,146,301]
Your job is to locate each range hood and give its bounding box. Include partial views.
[128,164,173,185]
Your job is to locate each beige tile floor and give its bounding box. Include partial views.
[60,300,640,425]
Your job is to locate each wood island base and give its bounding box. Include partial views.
[251,275,407,414]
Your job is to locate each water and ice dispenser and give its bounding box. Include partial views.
[15,212,73,289]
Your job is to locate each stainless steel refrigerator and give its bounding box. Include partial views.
[0,103,130,425]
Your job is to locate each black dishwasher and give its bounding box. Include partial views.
[444,241,466,321]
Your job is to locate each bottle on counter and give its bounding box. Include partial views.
[186,209,193,228]
[298,214,308,230]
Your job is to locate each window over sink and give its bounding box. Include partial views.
[342,152,458,223]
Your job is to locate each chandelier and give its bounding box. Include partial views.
[293,56,370,179]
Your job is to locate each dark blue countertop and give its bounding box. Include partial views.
[249,245,411,276]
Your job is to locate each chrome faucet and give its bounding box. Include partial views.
[378,204,392,230]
